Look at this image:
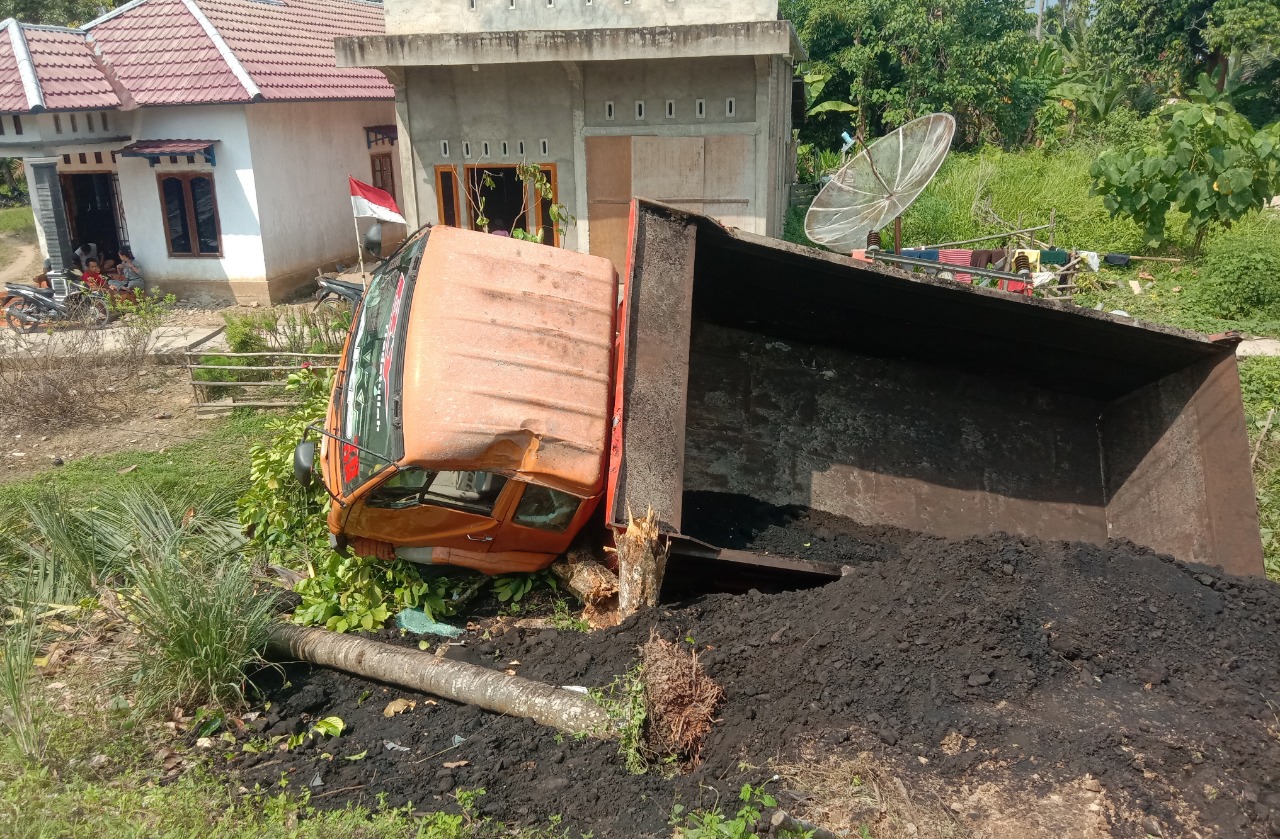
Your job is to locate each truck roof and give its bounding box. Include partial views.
[399,226,617,497]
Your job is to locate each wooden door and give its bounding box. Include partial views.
[584,135,632,273]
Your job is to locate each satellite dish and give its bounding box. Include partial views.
[804,113,956,254]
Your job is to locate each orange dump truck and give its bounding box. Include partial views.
[296,201,1264,582]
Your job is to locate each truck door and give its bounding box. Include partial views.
[345,468,514,551]
[488,481,592,557]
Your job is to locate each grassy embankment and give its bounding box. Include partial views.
[788,143,1280,577]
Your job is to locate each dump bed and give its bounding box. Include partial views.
[607,201,1263,578]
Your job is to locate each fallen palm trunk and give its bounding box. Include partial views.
[265,623,615,737]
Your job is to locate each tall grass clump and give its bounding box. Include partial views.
[0,554,76,764]
[90,487,273,715]
[6,489,121,597]
[120,546,273,716]
[8,486,275,716]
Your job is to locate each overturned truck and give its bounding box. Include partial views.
[299,200,1263,587]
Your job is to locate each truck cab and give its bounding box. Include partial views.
[313,224,618,574]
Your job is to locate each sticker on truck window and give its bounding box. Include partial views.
[380,272,407,384]
[341,440,360,484]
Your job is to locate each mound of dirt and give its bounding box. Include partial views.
[224,497,1280,838]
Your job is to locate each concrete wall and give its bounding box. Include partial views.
[399,54,791,256]
[384,0,778,36]
[582,56,758,127]
[401,61,582,248]
[115,104,267,301]
[245,98,400,301]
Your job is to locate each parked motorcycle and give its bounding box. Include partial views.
[313,275,365,313]
[3,273,110,333]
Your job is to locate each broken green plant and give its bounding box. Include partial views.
[286,716,345,750]
[492,569,557,606]
[590,662,649,775]
[670,783,783,839]
[550,599,591,633]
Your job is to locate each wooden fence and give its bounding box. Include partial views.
[186,349,340,416]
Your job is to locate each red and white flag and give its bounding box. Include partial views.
[349,176,406,224]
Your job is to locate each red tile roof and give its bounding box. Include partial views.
[0,25,27,113]
[199,0,391,101]
[0,0,392,113]
[24,26,120,111]
[89,0,253,106]
[121,138,216,154]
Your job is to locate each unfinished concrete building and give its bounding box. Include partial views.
[337,0,804,269]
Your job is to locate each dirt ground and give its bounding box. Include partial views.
[0,304,227,483]
[218,495,1280,838]
[0,366,213,481]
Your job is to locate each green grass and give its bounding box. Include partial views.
[0,719,573,839]
[0,411,275,514]
[889,143,1168,254]
[1239,357,1280,579]
[0,205,35,237]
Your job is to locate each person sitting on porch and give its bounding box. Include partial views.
[81,258,106,289]
[108,249,143,292]
[74,242,98,265]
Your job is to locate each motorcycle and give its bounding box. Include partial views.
[313,274,365,313]
[3,273,110,333]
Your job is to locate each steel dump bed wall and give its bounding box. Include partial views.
[609,201,1264,576]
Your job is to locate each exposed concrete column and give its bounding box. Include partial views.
[563,60,589,254]
[27,156,72,272]
[753,55,772,237]
[385,67,420,229]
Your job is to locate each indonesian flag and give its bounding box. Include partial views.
[349,176,406,224]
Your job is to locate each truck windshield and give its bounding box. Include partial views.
[339,227,431,494]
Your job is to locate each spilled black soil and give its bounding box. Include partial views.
[223,497,1280,837]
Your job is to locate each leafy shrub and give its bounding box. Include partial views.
[239,368,333,564]
[1097,105,1157,150]
[223,307,349,356]
[1091,95,1280,250]
[293,553,453,633]
[238,369,450,633]
[1195,222,1280,319]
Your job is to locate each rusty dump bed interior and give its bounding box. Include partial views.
[610,201,1264,578]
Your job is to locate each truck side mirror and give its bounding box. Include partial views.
[363,222,383,257]
[293,441,316,489]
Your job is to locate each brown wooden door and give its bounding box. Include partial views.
[584,135,632,273]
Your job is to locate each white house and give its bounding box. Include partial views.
[335,0,805,271]
[0,0,400,304]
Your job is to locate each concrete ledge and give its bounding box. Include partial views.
[337,21,806,68]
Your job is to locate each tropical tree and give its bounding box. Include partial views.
[1090,82,1280,252]
[783,0,1038,148]
[0,0,111,26]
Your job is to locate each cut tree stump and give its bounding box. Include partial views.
[265,624,614,737]
[616,508,669,619]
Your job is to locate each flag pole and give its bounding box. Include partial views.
[352,212,367,288]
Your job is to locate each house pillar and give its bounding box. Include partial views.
[27,156,73,272]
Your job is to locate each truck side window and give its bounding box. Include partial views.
[512,484,580,532]
[367,468,508,516]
